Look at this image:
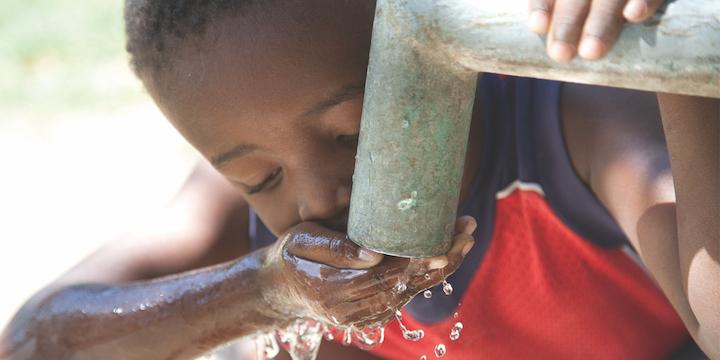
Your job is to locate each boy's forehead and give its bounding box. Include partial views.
[152,1,373,153]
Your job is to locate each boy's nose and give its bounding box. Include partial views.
[298,184,351,224]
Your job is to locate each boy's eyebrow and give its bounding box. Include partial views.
[210,143,258,168]
[299,84,364,118]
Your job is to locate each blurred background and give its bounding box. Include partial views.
[0,0,199,328]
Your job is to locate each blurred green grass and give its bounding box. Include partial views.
[0,0,146,124]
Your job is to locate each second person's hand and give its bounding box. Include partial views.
[528,0,665,62]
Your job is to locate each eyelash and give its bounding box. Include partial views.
[245,168,282,195]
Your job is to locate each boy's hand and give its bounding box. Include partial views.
[261,216,477,328]
[528,0,664,62]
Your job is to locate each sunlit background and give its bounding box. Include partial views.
[0,0,200,328]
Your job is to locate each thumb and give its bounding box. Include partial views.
[284,222,383,269]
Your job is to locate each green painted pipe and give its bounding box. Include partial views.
[348,0,720,258]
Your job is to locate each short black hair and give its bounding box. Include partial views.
[124,0,257,80]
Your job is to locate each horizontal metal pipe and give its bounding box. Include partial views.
[403,0,719,98]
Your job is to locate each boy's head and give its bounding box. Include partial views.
[124,0,375,235]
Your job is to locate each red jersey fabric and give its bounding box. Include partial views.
[371,190,687,359]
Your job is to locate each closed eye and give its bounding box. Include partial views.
[243,168,283,195]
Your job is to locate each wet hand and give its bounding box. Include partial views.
[528,0,664,62]
[261,216,477,328]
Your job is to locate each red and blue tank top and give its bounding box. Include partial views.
[250,75,694,359]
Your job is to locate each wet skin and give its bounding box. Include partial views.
[3,0,718,359]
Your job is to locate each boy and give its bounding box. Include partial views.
[2,0,718,359]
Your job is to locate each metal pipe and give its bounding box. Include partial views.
[348,0,720,258]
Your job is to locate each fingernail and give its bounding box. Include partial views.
[623,0,647,21]
[549,42,575,63]
[464,219,478,235]
[428,258,448,270]
[462,241,475,257]
[528,11,549,33]
[578,37,606,60]
[358,248,379,262]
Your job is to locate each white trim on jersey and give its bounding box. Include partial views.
[496,179,545,200]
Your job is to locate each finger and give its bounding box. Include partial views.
[578,0,626,60]
[547,0,591,63]
[441,233,475,274]
[285,222,383,269]
[411,233,475,290]
[455,215,478,235]
[528,0,555,34]
[623,0,664,23]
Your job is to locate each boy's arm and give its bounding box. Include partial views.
[562,85,719,358]
[655,94,719,356]
[1,247,284,360]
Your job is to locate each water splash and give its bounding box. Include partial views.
[434,344,446,357]
[423,290,433,298]
[395,311,424,341]
[442,281,453,296]
[323,325,385,351]
[275,319,324,360]
[351,326,385,350]
[395,282,408,293]
[258,333,280,359]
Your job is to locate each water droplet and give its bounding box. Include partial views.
[434,343,446,357]
[423,290,433,298]
[449,322,463,341]
[402,120,410,128]
[442,280,453,296]
[112,307,123,315]
[395,310,403,319]
[453,312,459,318]
[352,326,385,350]
[424,273,431,280]
[261,333,279,358]
[420,356,427,360]
[324,332,334,341]
[395,282,407,293]
[396,312,425,342]
[402,329,425,341]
